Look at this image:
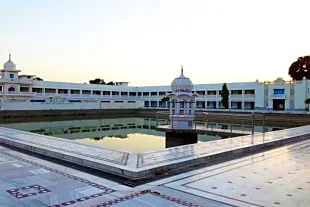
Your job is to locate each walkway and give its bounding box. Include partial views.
[1,135,310,206]
[0,144,227,207]
[1,126,310,179]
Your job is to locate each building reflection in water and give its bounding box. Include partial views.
[2,117,285,153]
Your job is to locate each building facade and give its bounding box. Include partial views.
[0,55,309,111]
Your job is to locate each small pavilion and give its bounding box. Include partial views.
[167,66,198,129]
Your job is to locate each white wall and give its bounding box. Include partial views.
[100,100,144,109]
[3,102,101,110]
[294,80,307,109]
[254,83,265,108]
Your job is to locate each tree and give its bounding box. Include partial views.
[161,96,170,102]
[221,83,229,109]
[89,78,106,84]
[106,81,115,85]
[288,56,310,80]
[34,77,43,81]
[161,96,170,108]
[305,98,310,110]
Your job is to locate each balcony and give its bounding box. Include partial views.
[271,94,286,99]
[0,78,34,84]
[244,94,255,99]
[6,92,35,96]
[230,94,242,99]
[206,95,218,99]
[32,93,142,100]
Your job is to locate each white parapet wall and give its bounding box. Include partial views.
[2,100,144,110]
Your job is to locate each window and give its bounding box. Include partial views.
[8,87,15,92]
[69,100,81,102]
[9,74,14,79]
[274,89,284,94]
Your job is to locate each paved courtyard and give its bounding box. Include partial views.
[0,136,309,206]
[0,144,227,207]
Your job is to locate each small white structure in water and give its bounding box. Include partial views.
[168,66,198,129]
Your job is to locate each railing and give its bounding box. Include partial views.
[31,93,142,100]
[206,95,218,98]
[0,78,34,84]
[6,92,35,95]
[230,94,242,98]
[244,94,255,98]
[156,111,263,135]
[271,94,285,98]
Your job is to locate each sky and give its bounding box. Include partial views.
[1,0,310,86]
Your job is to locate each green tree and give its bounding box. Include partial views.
[305,98,310,110]
[288,56,310,80]
[89,78,106,84]
[106,81,115,85]
[161,96,170,108]
[161,96,170,102]
[34,77,43,81]
[221,83,229,109]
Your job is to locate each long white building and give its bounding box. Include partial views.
[0,54,309,111]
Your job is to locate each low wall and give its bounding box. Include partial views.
[0,109,139,118]
[138,109,310,127]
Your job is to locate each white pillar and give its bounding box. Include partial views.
[186,102,190,115]
[176,101,180,115]
[170,101,173,115]
[191,102,196,115]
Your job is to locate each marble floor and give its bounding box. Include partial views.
[1,125,310,180]
[1,138,310,206]
[0,144,228,207]
[140,138,310,207]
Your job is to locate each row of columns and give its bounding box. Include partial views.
[169,101,196,115]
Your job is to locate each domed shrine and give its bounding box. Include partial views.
[167,66,198,129]
[3,54,17,70]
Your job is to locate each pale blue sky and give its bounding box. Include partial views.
[1,0,310,86]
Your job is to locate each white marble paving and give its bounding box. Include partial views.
[0,145,224,207]
[1,125,310,179]
[164,139,310,207]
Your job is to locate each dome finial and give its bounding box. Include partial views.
[9,53,11,60]
[181,65,183,75]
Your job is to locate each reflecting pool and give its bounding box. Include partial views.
[1,117,286,153]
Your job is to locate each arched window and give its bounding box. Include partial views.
[8,87,15,92]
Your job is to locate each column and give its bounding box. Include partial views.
[187,102,190,115]
[191,102,196,115]
[242,89,245,109]
[170,101,173,115]
[176,101,180,115]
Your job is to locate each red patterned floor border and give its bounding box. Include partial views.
[0,144,203,207]
[0,145,116,207]
[93,189,203,207]
[7,184,50,199]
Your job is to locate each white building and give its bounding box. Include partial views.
[1,54,310,111]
